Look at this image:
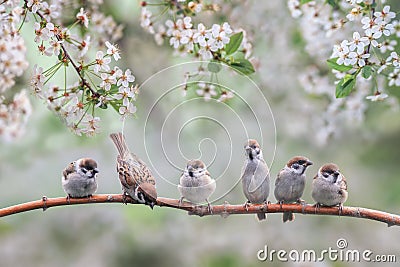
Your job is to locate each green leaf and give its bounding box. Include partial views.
[108,84,119,94]
[300,0,313,4]
[225,32,243,55]
[230,59,255,75]
[98,103,108,109]
[362,66,372,79]
[326,0,339,8]
[208,61,222,73]
[327,58,353,72]
[336,74,356,98]
[110,102,121,113]
[58,50,63,61]
[229,52,245,62]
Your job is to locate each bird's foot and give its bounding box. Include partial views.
[313,203,321,213]
[297,198,306,204]
[122,193,128,205]
[338,203,343,216]
[66,195,71,204]
[243,201,251,211]
[42,196,48,211]
[297,199,307,214]
[263,200,269,212]
[206,199,213,214]
[278,200,284,210]
[178,196,184,208]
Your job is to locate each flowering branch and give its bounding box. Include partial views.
[139,0,256,100]
[0,194,399,227]
[34,8,95,95]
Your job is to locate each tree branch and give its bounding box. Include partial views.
[0,194,398,227]
[33,5,98,96]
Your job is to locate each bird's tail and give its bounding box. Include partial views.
[110,132,129,156]
[256,213,267,221]
[283,211,295,223]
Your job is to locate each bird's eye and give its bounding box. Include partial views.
[81,168,87,174]
[298,160,305,165]
[252,145,256,149]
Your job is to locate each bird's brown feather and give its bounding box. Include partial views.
[110,132,157,204]
[62,162,75,180]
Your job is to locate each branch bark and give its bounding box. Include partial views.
[0,194,399,227]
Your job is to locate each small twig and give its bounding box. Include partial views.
[33,4,97,96]
[0,194,399,227]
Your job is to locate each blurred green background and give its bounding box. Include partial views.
[0,1,400,267]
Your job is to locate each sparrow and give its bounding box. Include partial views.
[178,159,216,212]
[274,156,313,222]
[62,158,99,198]
[110,132,157,209]
[311,163,348,211]
[241,139,270,221]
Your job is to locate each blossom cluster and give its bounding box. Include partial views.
[0,91,32,143]
[31,37,138,136]
[0,1,31,141]
[182,76,234,102]
[287,0,399,144]
[331,4,399,91]
[140,2,253,59]
[4,0,137,137]
[0,0,131,140]
[139,0,254,102]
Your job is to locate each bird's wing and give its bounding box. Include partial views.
[339,174,347,191]
[141,166,156,186]
[248,160,269,193]
[138,182,158,201]
[274,168,284,186]
[117,156,140,189]
[62,162,75,180]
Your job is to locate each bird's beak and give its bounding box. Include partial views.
[187,166,194,177]
[333,171,340,177]
[305,161,313,166]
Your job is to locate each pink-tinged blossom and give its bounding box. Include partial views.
[27,0,43,14]
[388,69,400,87]
[76,8,89,28]
[105,41,121,61]
[366,92,388,101]
[94,51,111,72]
[117,69,135,88]
[196,82,217,101]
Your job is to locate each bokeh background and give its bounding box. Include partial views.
[1,1,400,266]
